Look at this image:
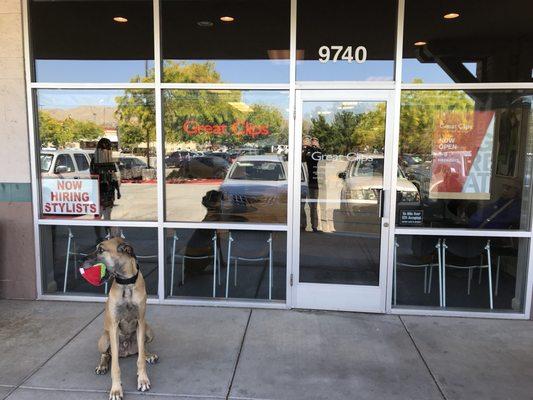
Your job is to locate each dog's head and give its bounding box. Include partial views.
[95,237,136,276]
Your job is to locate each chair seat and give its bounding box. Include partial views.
[396,253,435,267]
[444,252,486,268]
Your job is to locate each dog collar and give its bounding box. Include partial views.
[114,271,139,285]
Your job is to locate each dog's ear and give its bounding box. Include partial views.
[117,242,136,258]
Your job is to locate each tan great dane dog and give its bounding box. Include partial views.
[92,237,158,400]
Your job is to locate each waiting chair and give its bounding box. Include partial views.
[170,230,221,297]
[393,236,441,306]
[442,237,493,309]
[225,231,273,299]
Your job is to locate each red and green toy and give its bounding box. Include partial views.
[79,262,109,286]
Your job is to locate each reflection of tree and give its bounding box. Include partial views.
[115,89,156,165]
[308,108,385,154]
[307,89,474,156]
[116,61,286,151]
[400,89,473,156]
[39,111,103,148]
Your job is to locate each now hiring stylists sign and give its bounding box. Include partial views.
[42,179,100,215]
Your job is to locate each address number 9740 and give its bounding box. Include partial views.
[318,45,367,64]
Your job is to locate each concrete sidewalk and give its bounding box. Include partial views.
[1,301,532,400]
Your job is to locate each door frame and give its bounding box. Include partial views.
[290,89,397,313]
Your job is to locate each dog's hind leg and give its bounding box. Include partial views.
[145,323,154,343]
[144,323,158,364]
[95,332,110,375]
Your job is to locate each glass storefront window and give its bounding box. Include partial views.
[403,0,533,84]
[30,0,154,83]
[40,225,158,296]
[165,229,286,300]
[296,0,396,82]
[36,90,157,221]
[397,90,533,230]
[394,235,530,312]
[161,0,290,84]
[164,90,289,223]
[299,100,387,285]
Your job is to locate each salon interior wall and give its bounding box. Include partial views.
[0,0,36,299]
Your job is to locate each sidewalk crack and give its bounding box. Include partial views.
[226,309,252,400]
[399,316,448,400]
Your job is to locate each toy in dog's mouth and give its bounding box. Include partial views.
[79,262,110,286]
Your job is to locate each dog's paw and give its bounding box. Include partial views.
[146,353,159,364]
[95,364,109,375]
[109,384,123,400]
[137,375,151,392]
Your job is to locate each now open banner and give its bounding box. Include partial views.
[42,179,100,215]
[429,110,495,200]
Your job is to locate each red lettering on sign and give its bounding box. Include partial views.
[183,119,270,137]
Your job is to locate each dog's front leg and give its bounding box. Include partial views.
[109,322,123,400]
[136,316,151,392]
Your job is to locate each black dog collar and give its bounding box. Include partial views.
[114,271,139,285]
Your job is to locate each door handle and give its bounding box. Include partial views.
[378,189,385,218]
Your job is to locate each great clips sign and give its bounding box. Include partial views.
[429,111,495,200]
[182,120,270,138]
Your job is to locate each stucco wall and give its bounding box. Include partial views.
[0,0,30,183]
[0,0,36,299]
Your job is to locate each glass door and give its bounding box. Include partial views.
[292,90,395,312]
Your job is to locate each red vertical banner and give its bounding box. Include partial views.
[429,110,495,200]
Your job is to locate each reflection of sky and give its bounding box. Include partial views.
[242,91,290,117]
[37,89,290,117]
[168,60,290,83]
[296,60,394,81]
[36,60,155,83]
[402,59,478,83]
[38,90,124,108]
[303,101,383,122]
[35,58,477,84]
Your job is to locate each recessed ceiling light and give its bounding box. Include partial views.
[197,21,214,27]
[414,41,427,46]
[220,16,235,22]
[443,12,460,19]
[113,16,128,23]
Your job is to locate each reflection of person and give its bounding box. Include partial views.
[468,184,522,229]
[90,138,121,238]
[434,164,463,193]
[302,136,321,232]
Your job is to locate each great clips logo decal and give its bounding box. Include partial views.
[182,119,270,138]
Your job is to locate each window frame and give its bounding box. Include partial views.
[21,0,533,319]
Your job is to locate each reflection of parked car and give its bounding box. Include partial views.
[165,151,195,168]
[118,156,148,180]
[219,155,308,223]
[40,149,92,179]
[179,155,229,179]
[338,155,420,214]
[405,161,432,200]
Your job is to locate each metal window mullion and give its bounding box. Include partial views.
[385,0,405,313]
[395,228,532,238]
[37,218,159,228]
[163,221,288,232]
[285,0,297,309]
[22,0,44,298]
[154,0,165,303]
[295,81,395,90]
[29,82,157,90]
[390,307,528,320]
[160,83,290,90]
[401,83,533,90]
